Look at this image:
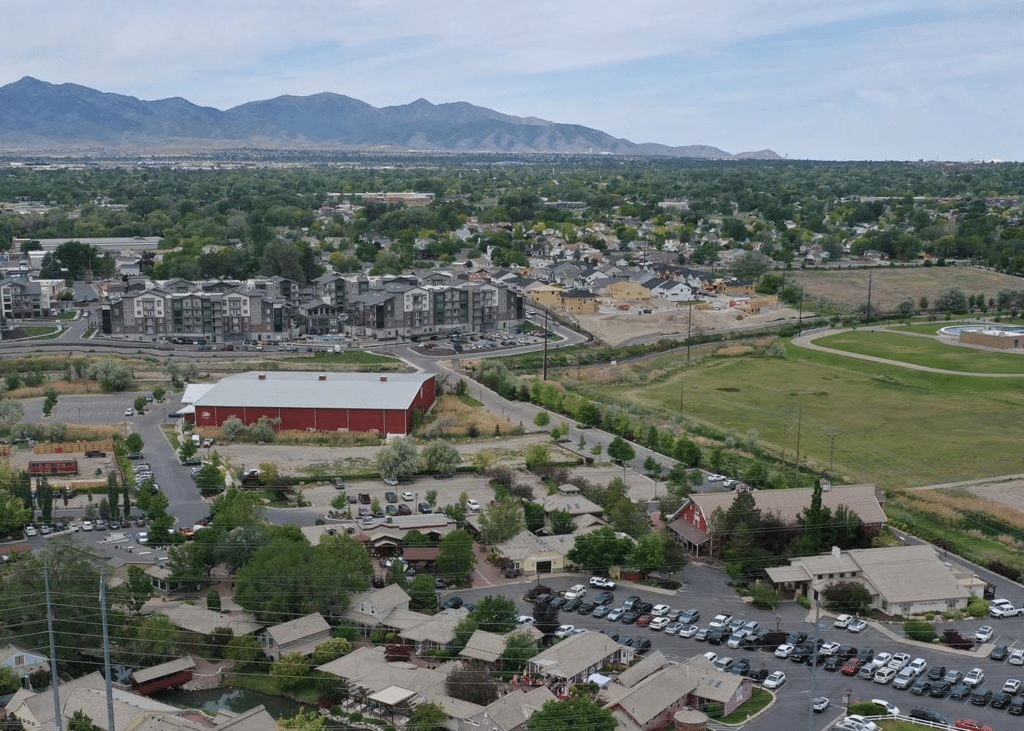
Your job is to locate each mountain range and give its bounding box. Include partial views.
[0,77,779,159]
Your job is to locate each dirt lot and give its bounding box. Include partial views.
[959,476,1024,514]
[577,303,801,347]
[792,266,1024,313]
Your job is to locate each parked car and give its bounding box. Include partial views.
[964,668,985,687]
[991,643,1009,662]
[811,697,830,713]
[465,498,481,511]
[975,625,994,643]
[909,679,931,695]
[589,576,616,589]
[929,681,953,698]
[991,691,1013,709]
[873,667,898,685]
[563,584,587,599]
[954,721,993,731]
[847,618,868,633]
[969,688,993,706]
[951,683,973,701]
[1002,678,1021,695]
[1010,649,1024,666]
[834,614,853,628]
[908,708,948,725]
[763,671,787,690]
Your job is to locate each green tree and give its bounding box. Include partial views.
[272,652,312,692]
[124,432,144,453]
[87,358,135,391]
[627,533,668,576]
[68,709,98,731]
[0,398,24,431]
[548,510,575,535]
[419,441,461,476]
[407,702,448,731]
[500,631,538,673]
[310,637,352,667]
[407,574,439,614]
[377,437,419,479]
[524,444,550,470]
[821,581,874,615]
[436,529,476,586]
[477,501,524,544]
[131,614,180,663]
[0,667,21,695]
[523,501,546,533]
[446,668,499,705]
[134,396,147,414]
[211,487,265,531]
[207,588,222,612]
[566,527,634,573]
[226,635,263,669]
[196,464,226,496]
[471,595,518,634]
[607,436,635,464]
[0,490,32,535]
[534,411,550,427]
[529,696,616,731]
[178,438,198,462]
[121,565,153,615]
[278,708,326,731]
[222,415,245,441]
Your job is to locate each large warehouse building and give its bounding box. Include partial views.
[188,371,437,436]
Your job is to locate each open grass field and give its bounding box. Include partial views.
[612,342,1024,488]
[791,266,1024,312]
[813,330,1024,374]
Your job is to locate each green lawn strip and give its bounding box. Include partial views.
[625,345,1024,487]
[294,351,399,365]
[813,331,1024,374]
[879,720,935,731]
[57,310,78,321]
[885,322,960,335]
[714,688,773,724]
[22,326,62,338]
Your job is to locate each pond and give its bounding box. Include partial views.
[154,687,310,720]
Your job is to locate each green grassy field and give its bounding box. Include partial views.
[814,331,1024,374]
[621,343,1024,488]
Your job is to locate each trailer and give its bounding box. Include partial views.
[28,459,79,476]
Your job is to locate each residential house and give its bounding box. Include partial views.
[766,544,979,615]
[259,612,331,661]
[0,644,48,679]
[458,686,556,731]
[715,278,756,296]
[528,632,631,684]
[345,584,412,628]
[667,483,886,556]
[540,484,604,518]
[605,280,651,301]
[399,608,470,654]
[559,288,598,314]
[458,627,543,668]
[155,604,262,639]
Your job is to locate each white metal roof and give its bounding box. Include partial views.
[194,371,434,411]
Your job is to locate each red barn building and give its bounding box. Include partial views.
[190,371,436,436]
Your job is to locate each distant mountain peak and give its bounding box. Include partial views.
[0,77,781,160]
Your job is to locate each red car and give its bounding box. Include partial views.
[635,614,654,627]
[955,720,993,731]
[841,658,864,676]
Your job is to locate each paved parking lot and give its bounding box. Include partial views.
[446,565,1024,731]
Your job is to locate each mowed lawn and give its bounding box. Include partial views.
[814,330,1024,374]
[630,344,1024,488]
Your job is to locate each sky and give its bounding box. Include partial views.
[4,0,1023,161]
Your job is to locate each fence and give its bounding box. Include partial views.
[33,440,115,455]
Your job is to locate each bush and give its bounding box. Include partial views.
[849,701,886,716]
[903,620,938,643]
[797,595,811,609]
[750,584,779,610]
[966,595,989,618]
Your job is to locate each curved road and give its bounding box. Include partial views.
[791,327,1024,377]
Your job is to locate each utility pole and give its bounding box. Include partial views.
[44,567,63,731]
[824,427,840,475]
[865,268,873,324]
[542,308,549,381]
[793,406,803,483]
[686,302,693,363]
[100,577,115,731]
[797,286,805,335]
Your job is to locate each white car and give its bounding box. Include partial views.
[873,667,897,685]
[775,643,795,658]
[870,699,900,717]
[516,615,535,625]
[964,667,985,687]
[763,671,786,690]
[991,603,1024,618]
[137,531,148,544]
[554,625,575,638]
[589,576,616,589]
[847,618,868,633]
[887,652,910,671]
[678,624,699,638]
[907,658,928,676]
[81,521,94,531]
[834,613,853,628]
[401,491,414,501]
[845,716,879,731]
[606,607,625,622]
[649,617,670,631]
[465,499,481,511]
[975,625,994,642]
[819,641,841,656]
[651,604,671,617]
[709,614,731,629]
[1009,649,1024,666]
[873,652,892,666]
[1002,678,1021,695]
[706,473,725,482]
[124,408,134,416]
[563,584,587,599]
[702,651,718,663]
[24,525,37,537]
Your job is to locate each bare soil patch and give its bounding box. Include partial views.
[576,304,802,346]
[791,267,1024,312]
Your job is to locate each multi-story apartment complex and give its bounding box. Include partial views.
[102,274,523,342]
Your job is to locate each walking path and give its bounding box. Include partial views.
[791,327,1024,377]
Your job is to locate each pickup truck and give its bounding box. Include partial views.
[990,601,1024,618]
